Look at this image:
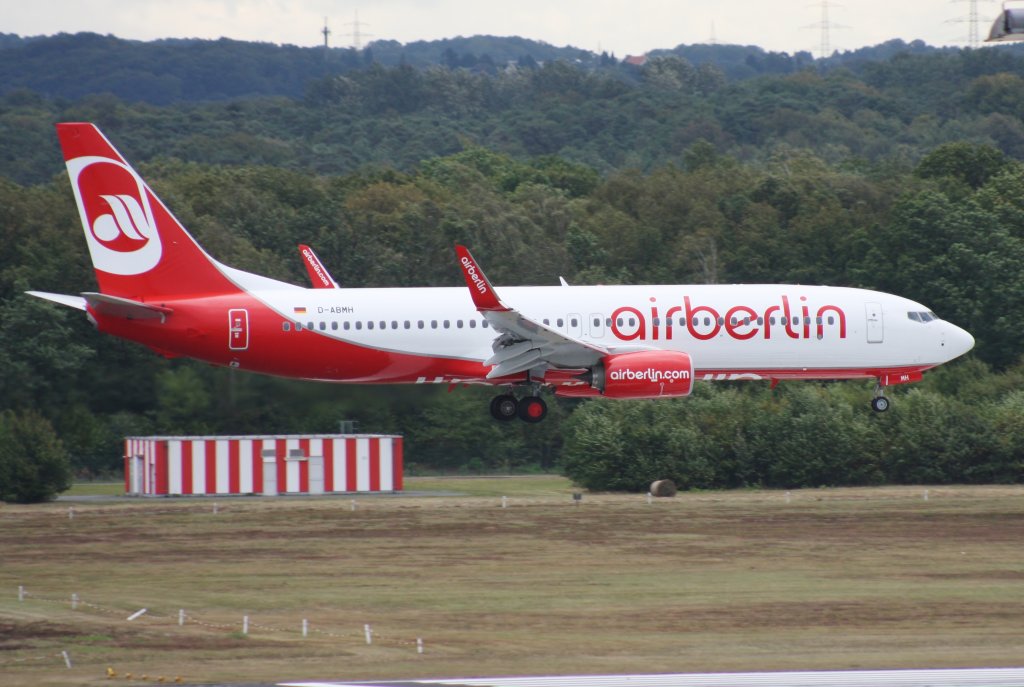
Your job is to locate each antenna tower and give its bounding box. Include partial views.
[950,0,994,48]
[804,1,847,59]
[343,10,372,50]
[321,16,331,49]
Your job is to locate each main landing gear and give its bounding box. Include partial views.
[871,383,890,413]
[490,393,548,423]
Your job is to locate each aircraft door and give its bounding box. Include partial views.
[866,302,883,343]
[229,309,249,351]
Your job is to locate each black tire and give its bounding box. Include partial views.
[517,396,548,423]
[490,394,519,421]
[871,396,890,413]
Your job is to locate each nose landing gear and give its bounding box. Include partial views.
[871,383,890,413]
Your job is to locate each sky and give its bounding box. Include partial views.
[0,0,1001,57]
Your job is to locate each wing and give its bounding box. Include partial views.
[454,245,608,379]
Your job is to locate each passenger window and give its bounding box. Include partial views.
[418,321,424,329]
[404,321,411,329]
[319,322,326,331]
[443,320,450,329]
[331,321,338,330]
[307,321,314,330]
[431,320,438,329]
[482,320,489,328]
[617,318,624,327]
[344,322,351,330]
[368,321,374,330]
[557,318,564,327]
[593,317,600,327]
[457,320,464,328]
[296,322,303,331]
[355,322,362,330]
[282,322,291,332]
[469,320,476,329]
[392,321,398,329]
[543,319,550,325]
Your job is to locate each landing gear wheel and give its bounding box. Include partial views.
[517,396,548,423]
[871,396,890,413]
[490,394,519,421]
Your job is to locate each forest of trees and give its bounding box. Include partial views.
[2,32,1024,496]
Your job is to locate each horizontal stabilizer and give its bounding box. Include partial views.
[82,292,173,321]
[26,291,87,311]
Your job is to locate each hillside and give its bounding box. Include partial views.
[2,32,1024,488]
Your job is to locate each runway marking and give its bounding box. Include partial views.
[280,667,1024,687]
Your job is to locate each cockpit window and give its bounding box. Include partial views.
[907,311,939,323]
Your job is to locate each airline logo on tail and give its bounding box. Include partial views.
[66,156,162,275]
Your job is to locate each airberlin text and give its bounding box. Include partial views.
[609,367,691,383]
[610,295,847,342]
[460,256,488,295]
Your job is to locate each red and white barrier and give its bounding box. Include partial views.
[124,434,403,496]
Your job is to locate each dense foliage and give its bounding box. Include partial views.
[2,34,1023,492]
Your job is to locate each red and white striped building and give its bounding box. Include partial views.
[124,434,403,496]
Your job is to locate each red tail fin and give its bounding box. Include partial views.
[57,123,239,300]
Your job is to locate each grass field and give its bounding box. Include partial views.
[2,477,1024,686]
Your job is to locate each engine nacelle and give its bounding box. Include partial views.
[590,351,694,399]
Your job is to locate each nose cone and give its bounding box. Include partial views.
[944,322,975,361]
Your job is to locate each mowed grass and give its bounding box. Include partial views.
[2,478,1024,686]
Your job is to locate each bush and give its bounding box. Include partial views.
[0,410,72,503]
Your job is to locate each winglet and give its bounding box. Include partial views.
[298,244,339,289]
[455,245,509,312]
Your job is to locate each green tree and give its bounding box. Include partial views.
[0,409,72,503]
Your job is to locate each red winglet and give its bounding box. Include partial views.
[298,244,339,289]
[455,245,508,312]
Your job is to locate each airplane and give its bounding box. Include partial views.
[27,123,975,423]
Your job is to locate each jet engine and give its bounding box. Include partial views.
[587,351,695,399]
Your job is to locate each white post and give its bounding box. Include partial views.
[302,618,308,637]
[68,506,75,520]
[242,615,249,635]
[351,500,357,511]
[179,609,185,626]
[364,623,372,645]
[501,496,508,509]
[785,491,791,504]
[646,492,653,504]
[71,593,79,610]
[127,608,148,621]
[417,637,424,654]
[61,650,72,669]
[213,502,219,514]
[18,585,24,602]
[924,489,930,501]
